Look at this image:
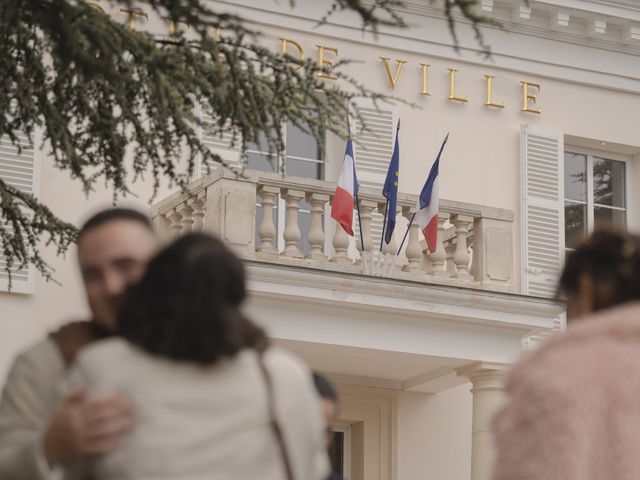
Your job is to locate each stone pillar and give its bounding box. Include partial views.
[456,363,508,480]
[204,176,257,255]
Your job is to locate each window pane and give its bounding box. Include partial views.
[564,152,587,202]
[247,130,279,173]
[287,158,324,180]
[565,202,587,249]
[247,152,277,173]
[594,206,626,230]
[328,431,345,477]
[286,120,322,160]
[593,157,625,208]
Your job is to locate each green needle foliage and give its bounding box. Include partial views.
[0,0,494,287]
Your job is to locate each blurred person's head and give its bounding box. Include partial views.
[117,233,267,365]
[77,208,156,330]
[313,372,339,448]
[558,229,640,321]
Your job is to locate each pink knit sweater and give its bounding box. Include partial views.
[493,302,640,480]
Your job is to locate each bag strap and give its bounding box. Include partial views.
[256,350,295,480]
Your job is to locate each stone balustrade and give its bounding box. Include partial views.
[152,168,515,292]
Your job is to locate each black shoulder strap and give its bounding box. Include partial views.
[256,350,295,480]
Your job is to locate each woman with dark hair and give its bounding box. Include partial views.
[493,229,640,480]
[60,233,328,479]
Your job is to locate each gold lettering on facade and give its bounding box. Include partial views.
[521,81,542,114]
[380,57,407,89]
[316,45,338,80]
[484,75,505,109]
[118,8,148,30]
[419,63,431,96]
[448,69,469,103]
[167,19,189,40]
[279,38,304,70]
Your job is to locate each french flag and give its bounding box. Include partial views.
[415,133,448,252]
[331,140,358,236]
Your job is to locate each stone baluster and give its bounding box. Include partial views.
[403,207,423,273]
[189,196,205,232]
[281,189,305,258]
[429,213,449,277]
[331,196,351,265]
[445,241,456,275]
[306,192,329,261]
[256,185,279,255]
[167,209,183,237]
[452,214,473,280]
[178,203,194,233]
[358,200,377,254]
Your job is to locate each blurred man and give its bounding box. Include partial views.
[0,208,157,479]
[313,373,342,480]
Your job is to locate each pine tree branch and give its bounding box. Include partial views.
[0,0,496,287]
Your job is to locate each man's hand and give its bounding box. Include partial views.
[42,389,133,466]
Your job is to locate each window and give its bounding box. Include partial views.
[564,150,627,252]
[250,121,325,255]
[328,424,351,478]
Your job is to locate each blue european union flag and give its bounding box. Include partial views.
[382,124,400,245]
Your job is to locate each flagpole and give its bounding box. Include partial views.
[346,109,365,253]
[396,212,416,257]
[380,200,389,251]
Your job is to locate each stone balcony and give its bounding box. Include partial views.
[151,168,516,294]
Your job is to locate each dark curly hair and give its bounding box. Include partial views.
[558,228,640,313]
[117,233,267,365]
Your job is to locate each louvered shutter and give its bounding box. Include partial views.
[351,101,397,246]
[195,104,241,179]
[521,125,565,348]
[0,131,39,294]
[521,124,565,297]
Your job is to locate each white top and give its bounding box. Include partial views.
[61,338,328,480]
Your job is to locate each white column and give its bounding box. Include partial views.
[257,185,280,256]
[306,192,329,261]
[402,206,423,273]
[282,189,305,258]
[167,209,183,237]
[429,213,449,276]
[457,363,508,480]
[178,203,194,233]
[189,196,205,232]
[331,217,351,265]
[452,214,473,280]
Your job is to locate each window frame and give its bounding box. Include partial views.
[564,145,630,251]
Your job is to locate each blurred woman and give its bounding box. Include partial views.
[493,229,640,480]
[62,233,327,480]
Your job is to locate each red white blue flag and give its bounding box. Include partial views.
[415,134,448,252]
[331,140,358,236]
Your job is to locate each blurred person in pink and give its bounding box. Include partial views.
[493,229,640,480]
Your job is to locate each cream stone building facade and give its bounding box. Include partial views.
[1,1,639,479]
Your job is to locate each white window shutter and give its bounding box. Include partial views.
[521,124,565,297]
[0,131,39,294]
[195,104,242,179]
[352,100,396,189]
[521,124,565,347]
[351,100,398,246]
